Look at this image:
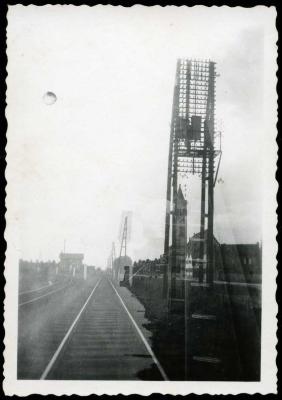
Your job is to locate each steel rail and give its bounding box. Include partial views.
[19,280,73,307]
[40,278,102,380]
[109,280,169,381]
[19,281,62,296]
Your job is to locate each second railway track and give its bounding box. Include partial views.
[18,278,73,306]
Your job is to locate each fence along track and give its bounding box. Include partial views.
[40,277,168,380]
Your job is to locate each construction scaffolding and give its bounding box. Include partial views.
[163,59,221,303]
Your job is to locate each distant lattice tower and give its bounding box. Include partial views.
[115,214,133,282]
[119,216,128,259]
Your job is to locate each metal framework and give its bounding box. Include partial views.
[163,59,221,300]
[119,216,128,259]
[117,216,128,281]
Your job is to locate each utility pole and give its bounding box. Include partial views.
[111,242,116,279]
[163,61,182,300]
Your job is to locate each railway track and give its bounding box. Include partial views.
[18,276,168,380]
[18,278,73,306]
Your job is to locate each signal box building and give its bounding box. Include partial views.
[59,253,84,275]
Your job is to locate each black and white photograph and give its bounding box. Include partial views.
[4,5,277,395]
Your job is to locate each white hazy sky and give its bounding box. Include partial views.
[7,6,276,267]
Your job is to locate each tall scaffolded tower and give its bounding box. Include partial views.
[119,216,128,259]
[163,59,221,302]
[116,216,128,281]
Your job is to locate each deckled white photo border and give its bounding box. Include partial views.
[4,5,278,395]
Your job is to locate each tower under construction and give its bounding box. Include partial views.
[163,59,221,304]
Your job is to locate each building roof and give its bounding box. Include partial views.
[188,230,220,246]
[59,252,84,260]
[177,185,186,202]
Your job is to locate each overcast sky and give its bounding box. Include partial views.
[7,6,276,267]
